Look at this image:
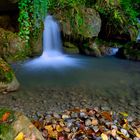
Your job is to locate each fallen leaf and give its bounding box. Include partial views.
[15,132,24,140]
[1,112,10,122]
[111,129,117,137]
[48,130,58,138]
[58,136,65,140]
[56,125,63,132]
[134,129,140,138]
[91,118,98,125]
[101,133,108,140]
[101,112,112,121]
[45,125,53,132]
[120,112,128,117]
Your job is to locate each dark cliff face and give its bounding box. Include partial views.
[0,0,18,13]
[0,0,19,32]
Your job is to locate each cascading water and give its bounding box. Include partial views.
[42,15,62,57]
[24,15,81,69]
[137,18,140,42]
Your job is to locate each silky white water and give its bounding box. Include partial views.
[24,15,81,69]
[137,18,140,42]
[42,15,62,57]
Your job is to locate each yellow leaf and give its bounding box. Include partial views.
[15,132,24,140]
[48,130,58,139]
[45,125,53,132]
[56,125,63,132]
[101,133,108,140]
[120,112,128,117]
[134,129,140,138]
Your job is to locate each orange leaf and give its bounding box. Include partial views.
[1,112,10,122]
[101,112,112,121]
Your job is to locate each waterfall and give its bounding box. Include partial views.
[42,15,63,57]
[24,15,80,69]
[137,18,140,42]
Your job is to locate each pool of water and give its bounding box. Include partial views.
[0,55,140,117]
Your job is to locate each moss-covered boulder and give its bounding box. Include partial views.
[54,7,101,38]
[116,42,140,61]
[0,28,26,61]
[0,108,45,140]
[0,58,19,93]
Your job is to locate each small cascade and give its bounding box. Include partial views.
[42,15,63,57]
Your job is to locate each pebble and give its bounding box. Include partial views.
[92,126,99,133]
[62,114,70,119]
[80,112,88,119]
[101,106,110,111]
[53,112,61,119]
[120,128,129,137]
[85,119,92,126]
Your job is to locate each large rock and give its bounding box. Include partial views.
[55,7,101,38]
[0,58,19,93]
[116,42,140,61]
[12,112,45,140]
[0,28,25,61]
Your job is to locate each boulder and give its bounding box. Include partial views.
[55,7,101,38]
[0,58,20,93]
[0,28,25,61]
[12,112,45,140]
[116,42,140,61]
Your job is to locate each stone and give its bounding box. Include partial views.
[62,114,70,119]
[56,8,101,38]
[120,128,129,137]
[79,112,88,119]
[0,28,25,61]
[85,119,92,126]
[0,58,20,93]
[12,112,45,140]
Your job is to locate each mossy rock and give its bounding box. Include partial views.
[0,28,26,61]
[0,58,19,93]
[0,108,15,140]
[0,108,45,140]
[55,7,101,38]
[117,42,140,61]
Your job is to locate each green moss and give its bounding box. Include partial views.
[121,42,140,60]
[0,108,15,140]
[0,58,13,83]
